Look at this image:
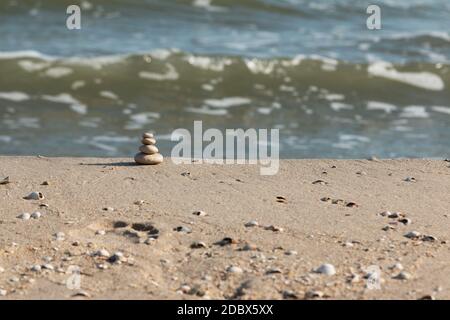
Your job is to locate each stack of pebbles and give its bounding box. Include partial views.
[134,132,163,165]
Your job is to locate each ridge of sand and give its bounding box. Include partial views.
[0,157,449,300]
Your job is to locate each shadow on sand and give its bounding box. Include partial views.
[80,161,139,167]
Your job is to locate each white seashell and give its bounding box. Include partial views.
[31,211,42,219]
[404,231,421,239]
[191,241,207,249]
[141,137,156,145]
[192,210,207,216]
[95,230,106,236]
[139,144,159,154]
[18,213,31,220]
[0,289,7,296]
[315,263,336,276]
[109,251,126,264]
[0,266,4,273]
[134,152,163,165]
[30,265,42,272]
[394,271,412,280]
[94,249,110,257]
[24,191,44,200]
[42,264,54,271]
[54,232,65,241]
[244,220,259,227]
[227,266,243,274]
[305,290,324,299]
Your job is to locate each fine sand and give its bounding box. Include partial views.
[0,156,449,300]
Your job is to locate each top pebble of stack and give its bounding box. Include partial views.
[134,133,163,165]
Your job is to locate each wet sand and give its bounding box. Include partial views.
[0,156,449,300]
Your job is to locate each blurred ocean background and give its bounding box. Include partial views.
[0,0,449,158]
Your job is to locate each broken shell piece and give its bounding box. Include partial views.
[31,211,42,219]
[264,225,283,232]
[215,237,238,246]
[94,249,110,258]
[192,210,207,216]
[174,226,192,234]
[422,235,437,242]
[312,180,327,185]
[190,241,207,249]
[54,232,65,241]
[394,271,412,280]
[266,267,282,274]
[244,220,259,227]
[24,192,44,200]
[0,176,10,185]
[241,243,258,251]
[404,177,417,182]
[17,213,31,220]
[305,290,324,299]
[315,263,336,276]
[382,225,396,231]
[226,266,243,274]
[346,202,358,208]
[398,218,412,225]
[108,252,126,264]
[404,231,421,239]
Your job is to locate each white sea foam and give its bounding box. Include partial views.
[192,0,227,12]
[45,67,73,78]
[41,93,87,115]
[0,91,30,102]
[245,59,276,74]
[431,106,450,115]
[367,101,397,113]
[139,64,179,81]
[184,55,232,71]
[368,61,444,91]
[204,97,251,108]
[400,105,429,118]
[100,91,119,100]
[17,60,49,72]
[330,102,353,111]
[0,136,12,143]
[185,106,228,116]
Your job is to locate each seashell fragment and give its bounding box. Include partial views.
[17,213,31,220]
[226,266,243,274]
[0,176,10,185]
[264,225,283,232]
[24,191,44,200]
[315,263,336,276]
[174,226,192,234]
[404,231,421,239]
[31,211,42,219]
[192,210,207,216]
[190,241,207,249]
[305,290,324,299]
[394,271,412,280]
[244,220,259,227]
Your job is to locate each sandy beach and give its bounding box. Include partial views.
[0,156,449,300]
